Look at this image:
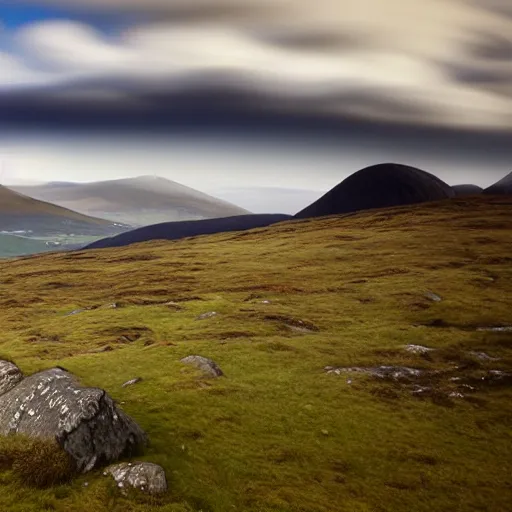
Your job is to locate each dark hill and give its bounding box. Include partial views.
[295,163,454,219]
[452,184,483,196]
[84,214,291,250]
[483,172,512,195]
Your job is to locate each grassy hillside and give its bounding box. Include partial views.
[0,185,130,238]
[0,196,511,512]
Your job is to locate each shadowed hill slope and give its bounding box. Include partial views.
[295,163,454,219]
[85,214,291,250]
[0,195,511,512]
[452,184,483,196]
[483,171,512,195]
[12,176,250,226]
[0,185,128,236]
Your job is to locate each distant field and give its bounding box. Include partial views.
[0,234,104,258]
[0,234,55,258]
[0,195,511,512]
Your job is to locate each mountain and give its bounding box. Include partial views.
[0,185,128,237]
[295,163,454,219]
[84,214,292,250]
[483,171,512,195]
[452,184,483,196]
[12,176,250,227]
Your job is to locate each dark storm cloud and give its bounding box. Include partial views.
[469,0,512,18]
[254,29,365,52]
[468,33,512,61]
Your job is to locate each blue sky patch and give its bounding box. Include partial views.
[0,3,140,34]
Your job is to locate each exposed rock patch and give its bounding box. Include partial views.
[0,360,23,396]
[181,356,224,378]
[105,462,168,495]
[0,366,147,473]
[196,311,218,320]
[324,366,423,382]
[404,345,434,355]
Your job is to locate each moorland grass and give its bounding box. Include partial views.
[0,196,511,511]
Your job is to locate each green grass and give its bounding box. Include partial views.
[0,196,511,511]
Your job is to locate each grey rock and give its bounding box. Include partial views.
[64,309,87,317]
[469,351,500,362]
[106,462,167,495]
[0,360,23,397]
[181,356,224,378]
[425,291,442,302]
[476,326,512,332]
[0,367,147,473]
[196,311,218,320]
[404,344,434,355]
[122,377,143,388]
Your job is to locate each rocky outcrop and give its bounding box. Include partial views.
[105,462,168,495]
[0,365,147,473]
[181,356,224,378]
[0,360,23,396]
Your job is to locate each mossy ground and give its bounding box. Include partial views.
[0,196,511,512]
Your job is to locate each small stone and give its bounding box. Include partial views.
[425,291,442,302]
[106,462,167,495]
[404,344,434,355]
[196,311,218,320]
[181,355,224,378]
[321,430,329,436]
[469,351,500,361]
[122,377,143,388]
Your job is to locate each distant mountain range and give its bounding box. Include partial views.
[295,163,454,219]
[483,171,512,195]
[85,214,291,250]
[12,176,250,227]
[0,185,127,237]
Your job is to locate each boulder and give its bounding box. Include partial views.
[181,356,224,378]
[105,461,168,495]
[0,367,147,473]
[0,360,23,396]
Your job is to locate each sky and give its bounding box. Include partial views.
[0,0,511,213]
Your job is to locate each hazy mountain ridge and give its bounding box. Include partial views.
[12,175,250,227]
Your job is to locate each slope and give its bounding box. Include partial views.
[84,214,292,250]
[13,176,250,226]
[0,196,511,512]
[0,185,129,237]
[483,171,512,195]
[295,163,454,218]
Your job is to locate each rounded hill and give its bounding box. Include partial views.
[84,214,291,250]
[452,184,483,197]
[483,172,512,195]
[295,163,454,219]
